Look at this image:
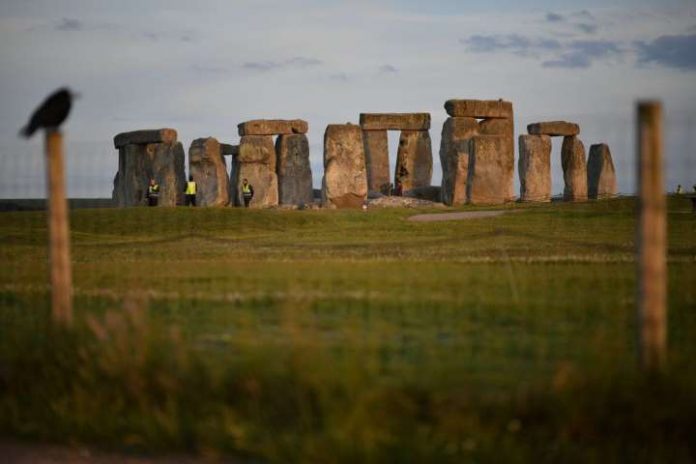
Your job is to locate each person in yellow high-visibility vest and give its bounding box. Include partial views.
[146,178,160,207]
[184,175,197,206]
[241,178,254,207]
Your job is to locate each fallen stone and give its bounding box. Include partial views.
[527,121,580,137]
[321,124,368,208]
[466,135,513,205]
[112,141,186,207]
[230,135,278,207]
[518,135,552,202]
[359,113,431,131]
[113,129,177,149]
[276,134,313,206]
[479,117,515,201]
[444,99,512,119]
[439,117,478,205]
[404,185,441,202]
[368,196,445,209]
[363,130,390,193]
[395,130,433,191]
[220,143,239,157]
[561,136,588,201]
[587,143,617,199]
[189,137,229,207]
[237,119,308,136]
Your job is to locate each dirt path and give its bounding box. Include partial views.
[407,210,508,222]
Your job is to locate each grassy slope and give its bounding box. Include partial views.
[0,197,695,462]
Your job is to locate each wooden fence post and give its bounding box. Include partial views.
[636,101,666,371]
[45,130,73,326]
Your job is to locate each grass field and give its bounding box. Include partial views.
[1,197,695,462]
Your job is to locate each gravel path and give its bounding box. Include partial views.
[407,210,507,222]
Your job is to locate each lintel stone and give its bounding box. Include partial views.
[444,99,512,119]
[527,121,580,137]
[220,143,239,156]
[359,113,431,131]
[237,119,308,136]
[113,128,177,149]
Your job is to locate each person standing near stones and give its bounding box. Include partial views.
[146,178,159,207]
[242,178,254,207]
[184,175,197,207]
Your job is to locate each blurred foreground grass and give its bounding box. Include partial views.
[0,197,695,462]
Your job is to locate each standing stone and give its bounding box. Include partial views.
[321,124,368,208]
[395,130,432,191]
[518,135,552,202]
[189,137,229,207]
[276,134,313,205]
[561,136,588,201]
[363,130,390,193]
[587,143,617,199]
[439,117,478,205]
[479,117,515,200]
[112,140,185,207]
[231,135,278,207]
[466,135,513,205]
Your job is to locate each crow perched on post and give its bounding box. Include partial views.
[20,87,78,138]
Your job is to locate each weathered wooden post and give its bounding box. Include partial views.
[45,130,73,326]
[636,101,666,371]
[20,88,77,327]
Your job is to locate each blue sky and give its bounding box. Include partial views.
[1,0,695,197]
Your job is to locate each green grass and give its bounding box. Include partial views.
[0,197,695,462]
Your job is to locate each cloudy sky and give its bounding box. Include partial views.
[1,0,695,198]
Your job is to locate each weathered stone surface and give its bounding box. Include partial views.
[518,135,552,202]
[466,135,513,205]
[479,117,515,200]
[220,143,239,157]
[189,137,229,207]
[237,135,276,171]
[321,124,368,208]
[113,129,177,149]
[587,143,617,199]
[276,134,313,206]
[237,119,308,136]
[363,130,390,193]
[230,135,278,207]
[360,113,431,131]
[527,121,580,137]
[112,141,185,207]
[231,161,278,208]
[561,136,588,201]
[395,130,432,191]
[439,117,478,205]
[444,99,512,119]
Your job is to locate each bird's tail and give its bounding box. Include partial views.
[18,124,32,138]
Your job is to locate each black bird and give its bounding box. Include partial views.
[19,87,78,138]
